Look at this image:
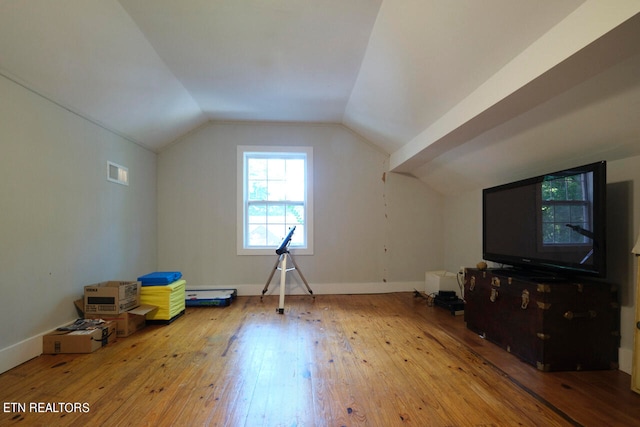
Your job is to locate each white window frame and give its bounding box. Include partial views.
[237,145,313,255]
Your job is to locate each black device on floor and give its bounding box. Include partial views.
[434,291,464,315]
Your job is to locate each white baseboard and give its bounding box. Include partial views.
[0,319,80,375]
[0,333,43,375]
[222,281,423,296]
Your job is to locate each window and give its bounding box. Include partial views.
[540,172,592,246]
[237,146,313,255]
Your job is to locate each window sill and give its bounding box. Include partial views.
[237,248,313,256]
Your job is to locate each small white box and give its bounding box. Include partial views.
[425,270,460,296]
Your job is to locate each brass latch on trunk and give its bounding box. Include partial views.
[469,276,476,291]
[563,310,597,320]
[537,301,551,310]
[521,290,529,309]
[537,284,551,293]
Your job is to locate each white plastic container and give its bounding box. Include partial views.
[425,270,460,296]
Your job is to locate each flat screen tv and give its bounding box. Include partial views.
[483,161,606,278]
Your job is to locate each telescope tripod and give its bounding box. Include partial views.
[261,249,314,314]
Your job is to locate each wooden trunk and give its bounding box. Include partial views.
[464,268,620,371]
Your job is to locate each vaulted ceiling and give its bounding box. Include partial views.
[1,1,639,194]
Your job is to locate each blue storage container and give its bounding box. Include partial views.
[137,271,182,286]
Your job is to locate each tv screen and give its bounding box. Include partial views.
[483,161,606,278]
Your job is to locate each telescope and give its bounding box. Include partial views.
[262,225,314,313]
[275,226,296,255]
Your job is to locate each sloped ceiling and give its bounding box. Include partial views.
[1,0,639,194]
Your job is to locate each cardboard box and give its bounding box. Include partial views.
[75,299,157,337]
[43,320,116,354]
[86,305,158,337]
[84,281,140,315]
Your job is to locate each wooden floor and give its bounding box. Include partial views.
[1,292,639,426]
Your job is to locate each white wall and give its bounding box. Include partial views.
[158,122,444,294]
[442,155,640,374]
[0,75,157,373]
[443,190,483,275]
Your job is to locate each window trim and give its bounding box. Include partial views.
[237,145,313,256]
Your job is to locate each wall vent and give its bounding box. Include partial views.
[107,161,129,186]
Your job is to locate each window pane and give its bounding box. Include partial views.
[248,203,266,224]
[268,158,286,180]
[267,204,285,223]
[286,204,304,225]
[566,176,585,200]
[286,159,305,201]
[248,180,267,201]
[268,180,287,201]
[267,224,287,246]
[541,182,552,200]
[555,224,571,243]
[248,158,267,180]
[554,205,570,223]
[547,180,566,201]
[542,223,554,244]
[247,224,267,247]
[570,205,586,222]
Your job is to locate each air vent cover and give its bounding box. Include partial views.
[107,161,129,186]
